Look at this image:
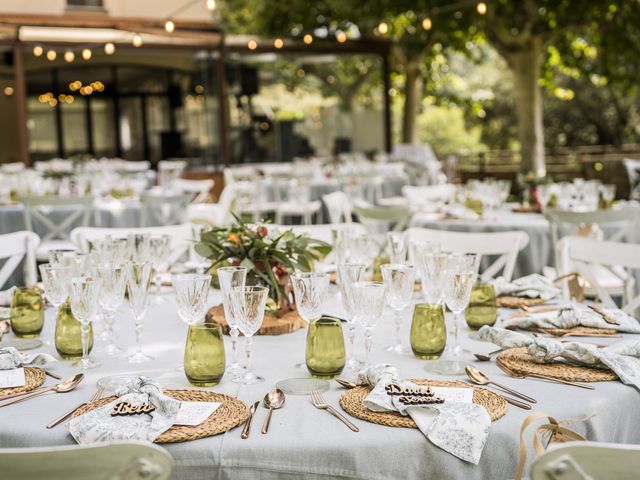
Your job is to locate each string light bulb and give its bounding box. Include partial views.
[274,38,284,48]
[377,21,388,35]
[336,31,347,43]
[64,50,75,62]
[477,2,487,14]
[46,50,57,61]
[33,45,43,57]
[422,17,432,30]
[206,0,216,11]
[247,40,258,50]
[165,20,175,33]
[303,34,313,44]
[82,48,92,60]
[132,33,143,47]
[104,42,116,55]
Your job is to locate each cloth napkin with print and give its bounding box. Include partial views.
[0,347,56,370]
[357,365,491,464]
[491,274,561,301]
[503,302,640,334]
[69,376,180,444]
[479,326,640,390]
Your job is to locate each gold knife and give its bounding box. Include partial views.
[241,401,260,439]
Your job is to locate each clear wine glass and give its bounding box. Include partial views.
[217,266,247,382]
[387,232,407,264]
[337,263,366,370]
[381,264,415,354]
[418,251,449,304]
[230,286,269,384]
[125,262,153,363]
[352,281,386,369]
[69,276,100,369]
[39,264,72,312]
[94,265,126,355]
[291,272,330,367]
[149,235,171,304]
[172,274,211,325]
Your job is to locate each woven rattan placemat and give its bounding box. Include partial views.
[497,296,545,308]
[72,388,249,443]
[0,367,45,398]
[496,347,618,382]
[538,326,618,337]
[339,379,507,428]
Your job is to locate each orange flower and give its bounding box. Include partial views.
[229,233,239,245]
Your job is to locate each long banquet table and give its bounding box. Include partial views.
[1,288,639,480]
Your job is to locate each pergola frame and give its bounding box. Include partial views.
[0,14,393,167]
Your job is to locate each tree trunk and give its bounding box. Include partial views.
[402,63,423,144]
[508,35,546,176]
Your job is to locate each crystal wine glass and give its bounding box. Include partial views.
[149,235,171,304]
[352,281,386,369]
[94,265,126,355]
[387,232,407,264]
[69,276,100,369]
[125,262,153,363]
[291,272,330,367]
[230,286,269,384]
[172,274,211,325]
[217,266,247,382]
[39,264,72,312]
[337,263,366,370]
[381,264,415,354]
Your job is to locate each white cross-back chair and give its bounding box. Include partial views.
[557,236,640,313]
[322,191,353,224]
[0,231,39,290]
[531,441,640,480]
[139,192,192,227]
[71,224,194,267]
[623,158,640,200]
[404,227,530,281]
[0,441,173,480]
[171,178,214,203]
[20,195,93,261]
[185,183,239,227]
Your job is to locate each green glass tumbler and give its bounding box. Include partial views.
[55,299,93,359]
[306,316,346,379]
[184,323,226,387]
[465,283,497,329]
[410,304,446,360]
[10,287,44,338]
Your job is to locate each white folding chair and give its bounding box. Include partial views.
[322,191,353,224]
[623,158,640,200]
[354,204,412,233]
[0,441,173,480]
[531,441,640,480]
[139,192,192,227]
[20,195,93,261]
[171,178,214,203]
[185,184,239,227]
[404,227,530,281]
[557,236,640,313]
[71,224,193,267]
[0,231,39,290]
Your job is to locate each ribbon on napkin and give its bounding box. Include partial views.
[503,303,640,334]
[478,326,640,390]
[357,365,491,464]
[491,274,561,301]
[0,347,56,370]
[69,376,180,444]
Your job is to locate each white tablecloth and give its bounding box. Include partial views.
[1,289,639,480]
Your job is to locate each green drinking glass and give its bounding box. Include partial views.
[55,299,93,359]
[306,316,346,379]
[10,287,44,338]
[410,304,446,360]
[465,283,497,329]
[184,323,226,387]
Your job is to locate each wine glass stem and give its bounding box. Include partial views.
[364,327,372,365]
[394,309,403,346]
[452,311,461,360]
[134,321,144,353]
[245,336,253,375]
[348,323,356,350]
[80,322,90,362]
[230,327,240,365]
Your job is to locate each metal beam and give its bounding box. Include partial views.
[12,41,29,166]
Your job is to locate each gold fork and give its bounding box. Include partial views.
[310,390,359,432]
[46,385,105,429]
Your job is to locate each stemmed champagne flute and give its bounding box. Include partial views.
[94,265,126,355]
[217,266,247,381]
[125,262,153,363]
[291,272,330,368]
[381,264,415,354]
[352,281,386,369]
[69,276,100,369]
[230,286,269,384]
[337,263,366,370]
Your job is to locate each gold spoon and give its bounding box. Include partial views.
[261,389,285,434]
[465,366,536,403]
[335,378,358,389]
[0,373,85,408]
[0,320,10,341]
[473,348,503,362]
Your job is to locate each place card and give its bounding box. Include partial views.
[430,387,474,404]
[173,401,221,426]
[0,368,26,388]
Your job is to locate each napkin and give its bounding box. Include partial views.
[479,326,640,391]
[491,274,561,301]
[503,302,640,334]
[0,347,56,370]
[357,365,491,464]
[69,377,180,444]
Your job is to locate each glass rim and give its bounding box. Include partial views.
[353,281,385,288]
[171,273,211,281]
[337,262,367,268]
[188,322,219,330]
[216,266,247,272]
[380,263,415,271]
[231,285,269,293]
[293,271,329,279]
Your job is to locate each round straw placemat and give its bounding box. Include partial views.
[72,389,249,443]
[339,379,507,427]
[538,326,617,337]
[0,367,45,398]
[496,347,618,382]
[497,296,545,308]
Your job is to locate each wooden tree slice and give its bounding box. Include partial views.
[206,305,307,336]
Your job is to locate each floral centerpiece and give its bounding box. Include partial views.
[516,172,553,210]
[194,217,331,317]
